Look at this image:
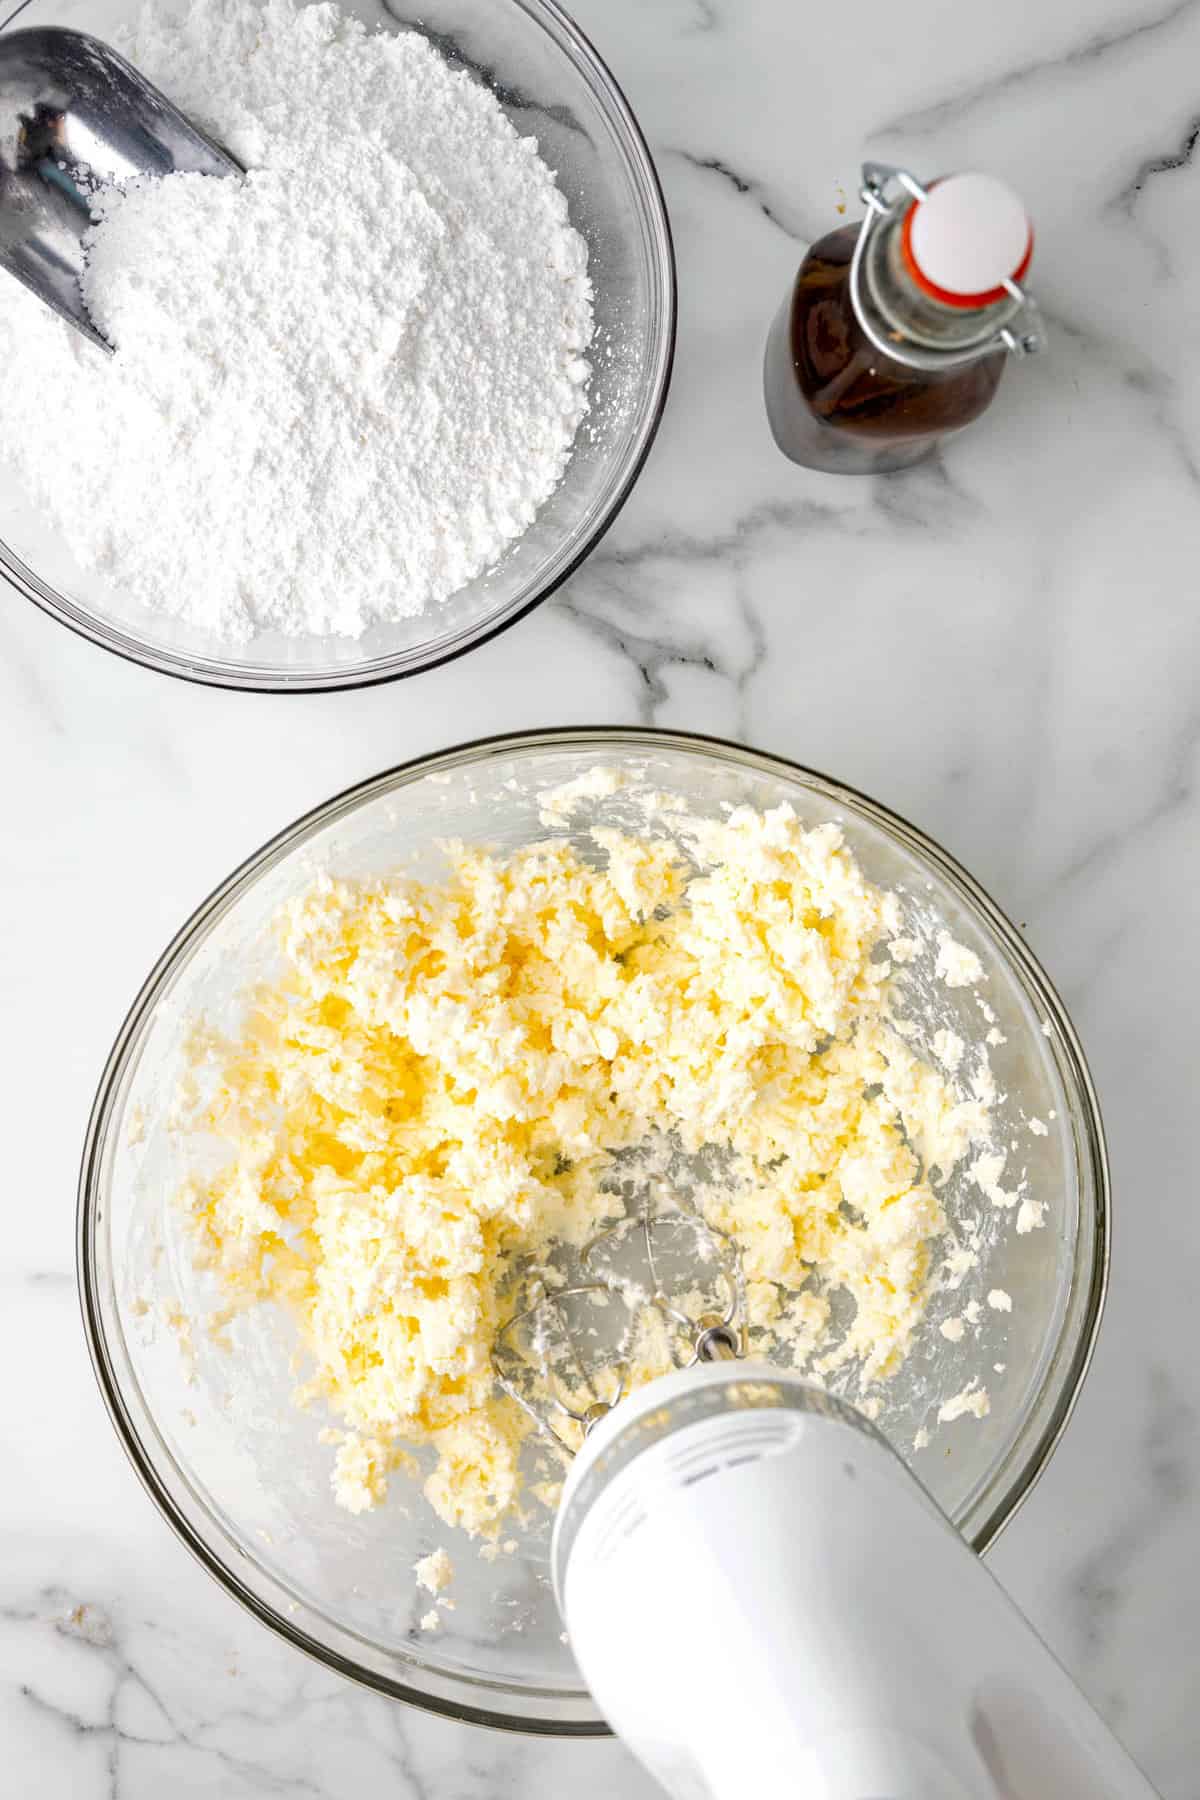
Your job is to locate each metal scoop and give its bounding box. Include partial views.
[0,25,240,351]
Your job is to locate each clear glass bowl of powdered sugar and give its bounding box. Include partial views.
[0,0,674,689]
[80,731,1108,1732]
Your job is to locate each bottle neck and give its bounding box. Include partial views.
[859,204,1023,360]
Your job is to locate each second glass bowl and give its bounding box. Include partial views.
[0,0,675,690]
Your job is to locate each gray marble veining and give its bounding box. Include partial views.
[2,0,1198,1791]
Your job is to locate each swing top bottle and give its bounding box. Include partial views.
[764,164,1044,474]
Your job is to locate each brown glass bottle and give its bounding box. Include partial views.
[766,225,1004,472]
[765,168,1040,474]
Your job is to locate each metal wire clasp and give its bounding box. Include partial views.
[852,161,1045,367]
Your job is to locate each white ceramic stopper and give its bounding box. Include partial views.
[906,173,1031,300]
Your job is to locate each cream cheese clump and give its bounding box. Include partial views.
[414,1548,454,1595]
[179,805,991,1530]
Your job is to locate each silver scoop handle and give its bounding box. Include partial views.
[0,27,240,349]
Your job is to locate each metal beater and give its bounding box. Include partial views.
[493,1203,746,1455]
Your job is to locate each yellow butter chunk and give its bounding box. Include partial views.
[179,805,986,1530]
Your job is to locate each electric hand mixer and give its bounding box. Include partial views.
[494,1203,1160,1800]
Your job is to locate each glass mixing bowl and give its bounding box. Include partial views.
[79,730,1109,1731]
[0,0,674,690]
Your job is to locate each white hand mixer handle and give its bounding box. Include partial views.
[554,1364,1159,1800]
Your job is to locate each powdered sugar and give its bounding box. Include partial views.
[0,0,594,641]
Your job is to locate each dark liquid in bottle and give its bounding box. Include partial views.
[764,224,1006,473]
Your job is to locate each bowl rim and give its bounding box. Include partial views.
[77,726,1111,1733]
[0,0,678,693]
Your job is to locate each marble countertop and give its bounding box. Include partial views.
[4,0,1199,1791]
